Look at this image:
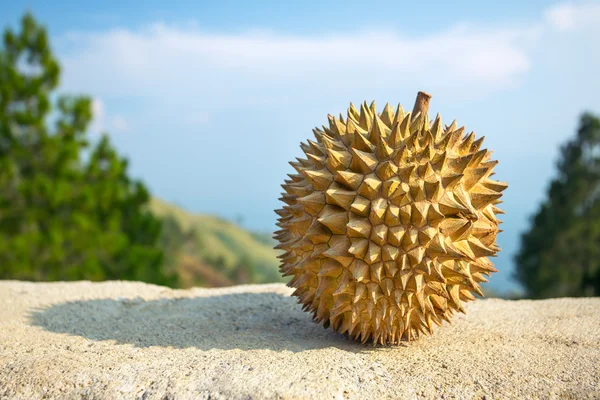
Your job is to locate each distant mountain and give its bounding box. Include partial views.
[149,198,285,288]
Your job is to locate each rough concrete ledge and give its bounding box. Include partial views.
[0,280,599,400]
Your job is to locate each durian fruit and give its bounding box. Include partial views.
[274,92,507,344]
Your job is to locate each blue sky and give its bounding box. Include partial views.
[3,1,600,293]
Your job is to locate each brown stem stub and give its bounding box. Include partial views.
[412,91,432,118]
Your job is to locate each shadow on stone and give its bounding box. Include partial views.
[28,292,368,352]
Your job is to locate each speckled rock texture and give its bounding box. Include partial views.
[0,281,599,400]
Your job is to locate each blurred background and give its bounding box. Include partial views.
[1,1,599,299]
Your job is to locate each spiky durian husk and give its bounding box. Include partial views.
[275,99,506,345]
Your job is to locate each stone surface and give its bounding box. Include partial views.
[0,281,599,400]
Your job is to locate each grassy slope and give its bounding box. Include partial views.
[149,198,284,287]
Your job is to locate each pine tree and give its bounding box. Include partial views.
[515,113,600,298]
[0,14,175,286]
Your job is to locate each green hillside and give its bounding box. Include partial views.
[149,198,285,288]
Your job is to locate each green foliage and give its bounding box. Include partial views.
[0,14,175,286]
[515,113,600,298]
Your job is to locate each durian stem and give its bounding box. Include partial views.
[412,91,432,127]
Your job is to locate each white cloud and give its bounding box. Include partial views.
[545,2,600,31]
[54,1,600,116]
[89,97,106,134]
[110,115,132,133]
[89,97,132,134]
[57,22,536,107]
